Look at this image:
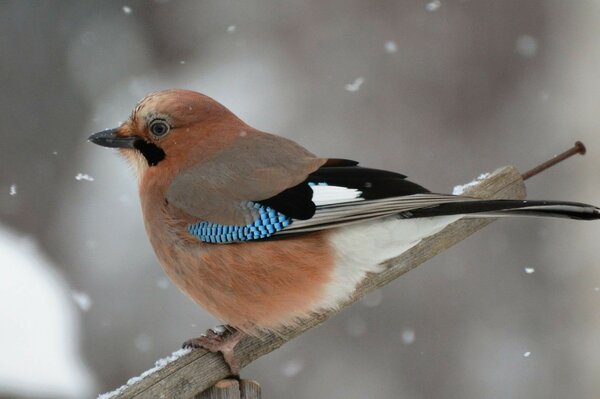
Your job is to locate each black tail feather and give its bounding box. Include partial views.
[407,199,600,221]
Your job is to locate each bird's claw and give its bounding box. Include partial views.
[182,326,243,375]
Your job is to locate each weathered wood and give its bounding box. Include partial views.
[239,380,261,399]
[196,379,240,399]
[194,379,261,399]
[105,165,526,399]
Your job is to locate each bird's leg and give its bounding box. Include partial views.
[182,325,243,375]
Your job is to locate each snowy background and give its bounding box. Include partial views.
[1,1,600,398]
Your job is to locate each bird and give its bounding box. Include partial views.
[89,89,600,375]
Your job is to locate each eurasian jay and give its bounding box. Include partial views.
[89,89,600,374]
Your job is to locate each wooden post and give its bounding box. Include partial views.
[101,165,526,399]
[196,379,239,399]
[195,380,261,399]
[239,380,261,399]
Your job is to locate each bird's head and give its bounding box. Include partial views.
[89,89,241,179]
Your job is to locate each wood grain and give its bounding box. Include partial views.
[196,379,239,399]
[239,380,261,399]
[106,165,526,399]
[194,379,261,399]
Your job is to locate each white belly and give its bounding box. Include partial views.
[314,215,460,311]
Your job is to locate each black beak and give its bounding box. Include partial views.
[88,128,138,149]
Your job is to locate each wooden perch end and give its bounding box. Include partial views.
[106,165,526,399]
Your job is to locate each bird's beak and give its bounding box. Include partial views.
[88,128,138,149]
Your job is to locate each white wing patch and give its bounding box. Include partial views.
[309,183,364,206]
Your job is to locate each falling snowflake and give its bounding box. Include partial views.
[523,351,531,358]
[118,194,132,205]
[156,277,170,290]
[281,358,304,377]
[9,184,17,196]
[401,328,415,345]
[134,333,152,353]
[345,77,365,92]
[516,35,538,58]
[71,291,92,312]
[524,267,535,274]
[362,290,383,307]
[345,316,367,337]
[98,348,192,399]
[122,6,132,15]
[227,25,236,33]
[75,173,95,182]
[384,41,397,54]
[426,0,441,12]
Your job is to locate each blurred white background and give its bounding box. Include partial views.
[1,1,599,398]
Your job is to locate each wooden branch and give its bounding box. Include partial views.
[105,165,526,399]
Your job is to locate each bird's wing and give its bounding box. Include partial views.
[182,158,469,243]
[270,165,468,235]
[166,133,326,226]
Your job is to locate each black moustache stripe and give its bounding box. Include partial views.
[133,139,166,166]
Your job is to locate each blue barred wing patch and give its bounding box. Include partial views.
[188,202,292,243]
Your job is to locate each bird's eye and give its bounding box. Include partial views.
[149,119,170,138]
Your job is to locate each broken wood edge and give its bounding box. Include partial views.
[106,165,526,399]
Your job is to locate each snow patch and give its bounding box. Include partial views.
[0,225,95,398]
[97,348,191,399]
[452,173,490,195]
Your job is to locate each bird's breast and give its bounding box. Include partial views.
[138,185,338,332]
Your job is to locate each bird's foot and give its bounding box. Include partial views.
[183,325,243,375]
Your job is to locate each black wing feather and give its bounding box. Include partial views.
[256,161,429,219]
[308,166,429,199]
[256,181,316,220]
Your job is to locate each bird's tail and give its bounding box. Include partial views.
[407,199,600,221]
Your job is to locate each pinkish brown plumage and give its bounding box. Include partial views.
[119,90,333,332]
